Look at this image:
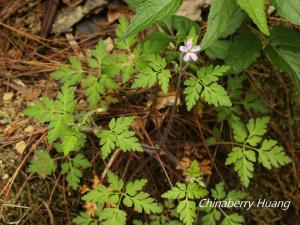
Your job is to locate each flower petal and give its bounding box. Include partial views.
[186,39,193,49]
[183,53,191,62]
[179,45,188,52]
[190,53,198,61]
[191,45,201,52]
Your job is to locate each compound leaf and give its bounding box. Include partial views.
[28,150,56,177]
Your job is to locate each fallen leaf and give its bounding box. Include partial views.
[3,122,17,136]
[84,202,97,217]
[79,185,90,194]
[22,88,41,101]
[92,175,101,188]
[156,92,181,110]
[199,159,212,175]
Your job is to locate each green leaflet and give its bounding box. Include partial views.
[84,40,120,107]
[81,171,161,225]
[98,117,142,159]
[100,208,127,225]
[62,154,91,190]
[265,25,300,99]
[132,55,171,94]
[226,117,291,187]
[258,139,292,169]
[162,182,208,225]
[120,0,182,40]
[51,57,83,85]
[221,213,244,225]
[28,150,56,178]
[115,16,137,50]
[73,212,98,225]
[236,0,270,35]
[225,27,262,74]
[201,0,245,49]
[24,83,76,144]
[200,183,245,225]
[184,65,232,110]
[270,0,300,25]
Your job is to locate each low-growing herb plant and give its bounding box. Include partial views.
[24,0,299,224]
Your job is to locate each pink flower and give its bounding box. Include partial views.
[179,39,201,62]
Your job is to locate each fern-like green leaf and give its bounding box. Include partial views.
[51,57,83,85]
[98,117,142,159]
[258,139,291,169]
[184,65,231,110]
[28,150,56,178]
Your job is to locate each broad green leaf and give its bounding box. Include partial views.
[201,0,245,49]
[265,25,300,98]
[28,150,56,177]
[171,15,200,41]
[120,0,182,40]
[236,0,269,35]
[142,32,172,54]
[205,40,231,60]
[123,0,142,11]
[270,0,300,25]
[225,27,262,74]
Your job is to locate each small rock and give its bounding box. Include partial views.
[15,141,26,155]
[2,173,9,180]
[24,126,34,133]
[3,92,14,101]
